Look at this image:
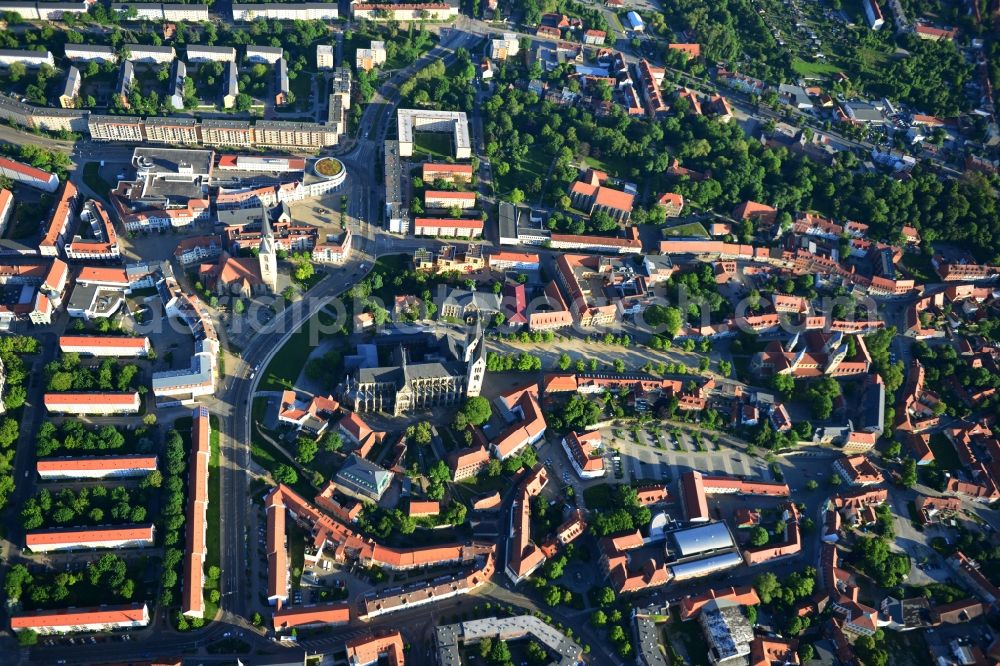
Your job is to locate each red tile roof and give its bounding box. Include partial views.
[11,603,148,630]
[272,603,351,630]
[26,524,155,547]
[59,336,149,350]
[44,392,139,406]
[36,455,157,474]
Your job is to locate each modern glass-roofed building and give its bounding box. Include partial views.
[670,551,743,581]
[334,453,392,502]
[669,521,736,558]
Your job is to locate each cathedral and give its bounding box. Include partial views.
[343,322,486,416]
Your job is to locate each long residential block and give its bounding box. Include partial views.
[182,406,211,618]
[37,455,158,480]
[43,392,141,415]
[58,335,150,357]
[25,524,156,553]
[11,603,150,634]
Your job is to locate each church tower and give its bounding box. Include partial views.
[258,213,278,293]
[465,319,486,397]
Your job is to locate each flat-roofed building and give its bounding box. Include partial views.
[356,40,387,71]
[11,603,150,634]
[413,218,484,238]
[316,44,335,69]
[26,524,155,553]
[397,108,471,159]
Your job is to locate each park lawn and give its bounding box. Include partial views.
[662,221,710,238]
[203,416,222,621]
[289,71,315,112]
[584,154,631,179]
[929,434,962,473]
[292,266,328,292]
[791,57,841,77]
[496,147,553,198]
[83,163,114,198]
[260,310,337,391]
[412,131,454,159]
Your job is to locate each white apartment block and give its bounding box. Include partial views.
[232,2,338,20]
[186,45,236,63]
[246,45,283,64]
[397,108,471,159]
[316,44,335,70]
[124,44,176,64]
[64,44,116,63]
[36,455,159,480]
[26,525,156,553]
[356,41,386,71]
[489,33,520,60]
[0,49,54,68]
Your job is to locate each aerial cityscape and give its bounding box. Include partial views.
[0,0,997,665]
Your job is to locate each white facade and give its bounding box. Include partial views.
[232,3,338,20]
[0,49,54,68]
[246,45,283,64]
[64,44,116,63]
[37,456,158,480]
[397,108,472,159]
[186,45,237,63]
[151,346,216,398]
[316,44,335,70]
[124,44,176,64]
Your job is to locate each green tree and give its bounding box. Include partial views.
[749,526,769,547]
[273,464,298,485]
[296,437,319,464]
[461,396,492,426]
[644,305,683,338]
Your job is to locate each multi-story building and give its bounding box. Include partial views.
[833,455,885,486]
[246,45,283,64]
[123,44,176,64]
[0,49,54,68]
[168,60,187,110]
[425,190,477,210]
[352,1,458,20]
[335,453,393,502]
[11,604,150,635]
[413,218,484,238]
[182,407,210,618]
[356,40,386,71]
[311,229,352,264]
[64,44,116,63]
[422,162,473,184]
[39,181,79,258]
[447,444,490,481]
[43,392,141,415]
[36,455,158,480]
[59,66,81,109]
[222,61,239,109]
[186,45,236,63]
[316,44,335,69]
[489,33,520,60]
[59,335,149,357]
[25,525,155,553]
[0,155,59,192]
[562,430,605,478]
[397,108,471,159]
[112,3,209,20]
[231,2,338,20]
